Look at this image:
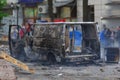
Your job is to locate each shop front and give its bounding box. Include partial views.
[18,0,44,24]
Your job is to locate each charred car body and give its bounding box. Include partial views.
[9,22,100,63]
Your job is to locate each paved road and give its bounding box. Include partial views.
[15,62,120,80]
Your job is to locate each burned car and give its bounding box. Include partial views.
[9,22,100,63]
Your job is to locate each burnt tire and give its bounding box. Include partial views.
[47,52,56,64]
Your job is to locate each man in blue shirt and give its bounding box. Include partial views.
[99,25,109,61]
[99,29,106,47]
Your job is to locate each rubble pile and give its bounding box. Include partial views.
[0,59,16,80]
[0,45,10,55]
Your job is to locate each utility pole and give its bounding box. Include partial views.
[83,0,88,21]
[48,0,54,22]
[16,6,19,25]
[10,3,19,25]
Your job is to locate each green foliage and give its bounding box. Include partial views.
[0,11,8,19]
[0,0,7,7]
[0,0,8,20]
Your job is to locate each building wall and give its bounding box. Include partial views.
[7,0,18,4]
[101,0,120,28]
[7,0,120,29]
[77,0,83,22]
[77,0,120,30]
[93,0,105,30]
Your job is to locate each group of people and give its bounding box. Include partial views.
[19,22,34,38]
[11,22,32,40]
[10,22,33,61]
[99,25,120,48]
[99,25,120,60]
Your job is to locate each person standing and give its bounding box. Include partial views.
[100,25,110,48]
[116,26,120,48]
[19,23,26,39]
[109,28,116,47]
[25,22,31,36]
[11,26,18,57]
[99,25,107,60]
[99,25,111,61]
[104,28,112,47]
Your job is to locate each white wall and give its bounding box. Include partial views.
[89,0,120,29]
[101,0,120,29]
[102,19,120,28]
[7,0,18,4]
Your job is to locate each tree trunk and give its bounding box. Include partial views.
[48,0,54,22]
[83,0,88,21]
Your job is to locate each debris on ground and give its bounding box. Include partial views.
[100,68,104,72]
[0,45,10,55]
[0,59,16,80]
[0,43,120,80]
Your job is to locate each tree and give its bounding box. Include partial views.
[0,0,8,20]
[83,0,88,21]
